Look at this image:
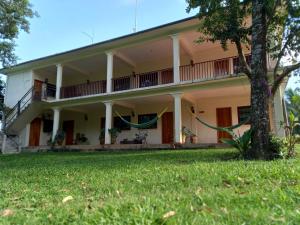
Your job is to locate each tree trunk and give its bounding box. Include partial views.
[250,0,270,159]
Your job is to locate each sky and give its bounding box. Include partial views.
[7,0,300,89]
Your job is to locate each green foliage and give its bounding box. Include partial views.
[268,133,285,159]
[0,0,38,68]
[108,128,121,139]
[283,112,300,158]
[221,129,252,158]
[53,130,65,146]
[0,147,299,224]
[285,88,300,135]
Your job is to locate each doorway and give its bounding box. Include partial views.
[29,118,41,146]
[216,107,232,142]
[63,120,74,145]
[162,112,174,144]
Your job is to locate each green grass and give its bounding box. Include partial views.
[0,146,299,225]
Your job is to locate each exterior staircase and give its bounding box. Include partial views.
[1,82,56,154]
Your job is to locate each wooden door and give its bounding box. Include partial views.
[29,118,41,146]
[216,107,232,142]
[63,120,74,145]
[34,80,43,100]
[162,112,174,144]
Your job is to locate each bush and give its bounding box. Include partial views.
[268,134,285,159]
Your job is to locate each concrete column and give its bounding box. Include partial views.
[25,123,31,147]
[273,87,285,137]
[52,108,61,141]
[171,34,180,84]
[172,93,183,143]
[106,51,114,93]
[56,64,63,100]
[104,101,113,144]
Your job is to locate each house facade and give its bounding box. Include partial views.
[1,17,287,151]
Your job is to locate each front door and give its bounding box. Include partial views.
[162,112,174,144]
[29,118,41,146]
[216,107,232,142]
[63,120,74,145]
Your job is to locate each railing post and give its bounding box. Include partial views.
[17,100,21,116]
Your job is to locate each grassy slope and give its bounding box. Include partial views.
[0,146,299,225]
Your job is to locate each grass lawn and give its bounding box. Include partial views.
[0,146,299,224]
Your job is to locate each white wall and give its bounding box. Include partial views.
[195,95,251,143]
[4,70,33,108]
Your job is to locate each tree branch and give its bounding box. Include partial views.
[272,62,300,95]
[234,40,252,78]
[273,31,292,76]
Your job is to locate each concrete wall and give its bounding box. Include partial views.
[4,70,33,108]
[34,95,251,146]
[194,95,251,143]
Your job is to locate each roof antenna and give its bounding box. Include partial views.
[82,30,94,44]
[133,0,138,32]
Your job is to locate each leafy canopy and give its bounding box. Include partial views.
[186,0,300,95]
[0,0,37,68]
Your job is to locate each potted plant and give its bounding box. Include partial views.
[99,128,105,145]
[108,128,121,144]
[54,130,65,146]
[182,126,196,144]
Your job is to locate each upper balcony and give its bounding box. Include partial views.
[32,28,271,102]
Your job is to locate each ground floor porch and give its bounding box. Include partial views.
[19,82,285,149]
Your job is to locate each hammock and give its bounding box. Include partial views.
[114,107,169,129]
[188,108,250,133]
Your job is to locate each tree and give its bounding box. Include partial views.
[186,0,300,159]
[0,0,37,68]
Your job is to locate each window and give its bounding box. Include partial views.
[114,116,131,130]
[138,113,157,129]
[43,119,53,133]
[238,106,251,124]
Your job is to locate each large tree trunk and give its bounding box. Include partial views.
[250,0,270,159]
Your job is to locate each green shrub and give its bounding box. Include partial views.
[221,129,252,159]
[268,134,285,159]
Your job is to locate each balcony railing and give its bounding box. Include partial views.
[58,56,253,99]
[112,68,173,92]
[60,80,107,99]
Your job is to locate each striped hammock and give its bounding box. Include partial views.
[114,107,169,129]
[188,108,250,133]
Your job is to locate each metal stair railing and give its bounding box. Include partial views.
[3,82,56,129]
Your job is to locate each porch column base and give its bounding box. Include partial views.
[104,101,113,144]
[172,92,183,143]
[52,107,61,141]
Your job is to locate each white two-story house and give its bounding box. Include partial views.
[0,17,287,152]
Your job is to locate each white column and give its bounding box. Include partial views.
[56,64,63,100]
[171,34,181,84]
[104,101,113,144]
[172,93,183,143]
[106,51,114,93]
[52,108,61,141]
[25,123,31,147]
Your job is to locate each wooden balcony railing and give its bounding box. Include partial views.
[59,55,254,99]
[112,68,173,92]
[180,55,251,82]
[60,80,106,99]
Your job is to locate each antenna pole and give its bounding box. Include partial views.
[133,0,138,32]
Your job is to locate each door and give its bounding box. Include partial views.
[33,80,43,100]
[216,107,232,142]
[29,118,42,146]
[63,120,74,145]
[162,112,174,144]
